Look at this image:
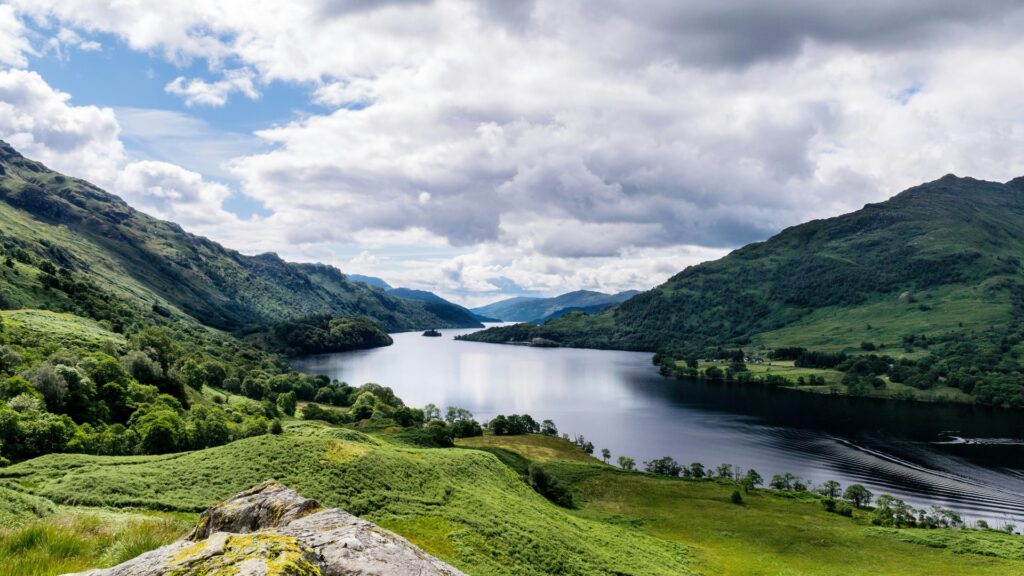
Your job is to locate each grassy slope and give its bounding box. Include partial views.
[467,435,1024,576]
[0,141,479,332]
[1,309,126,351]
[0,425,693,576]
[463,175,1024,355]
[2,430,1021,575]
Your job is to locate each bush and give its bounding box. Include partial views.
[528,464,574,508]
[730,490,743,505]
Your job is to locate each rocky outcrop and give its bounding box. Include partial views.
[68,481,467,576]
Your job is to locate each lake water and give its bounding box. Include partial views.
[292,327,1024,526]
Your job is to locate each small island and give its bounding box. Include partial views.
[422,329,442,337]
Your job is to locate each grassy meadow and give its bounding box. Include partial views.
[1,428,1020,575]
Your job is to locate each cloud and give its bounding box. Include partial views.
[0,5,33,67]
[165,68,259,107]
[0,68,123,185]
[46,28,101,60]
[9,1,1024,302]
[114,160,239,226]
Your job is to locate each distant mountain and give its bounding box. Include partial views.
[0,141,481,332]
[386,287,498,323]
[471,290,641,323]
[347,274,392,290]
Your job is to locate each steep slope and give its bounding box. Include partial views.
[471,290,640,322]
[465,174,1024,353]
[0,141,479,332]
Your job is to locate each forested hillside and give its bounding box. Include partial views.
[0,141,479,333]
[0,142,480,467]
[464,175,1024,407]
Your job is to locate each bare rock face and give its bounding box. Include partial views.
[67,481,467,576]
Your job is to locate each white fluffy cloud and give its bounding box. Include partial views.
[0,72,239,234]
[0,5,32,67]
[8,1,1024,302]
[114,161,238,226]
[165,68,259,107]
[0,68,123,185]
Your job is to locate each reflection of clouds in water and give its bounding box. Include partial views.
[291,327,1024,524]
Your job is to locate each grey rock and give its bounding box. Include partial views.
[66,481,467,576]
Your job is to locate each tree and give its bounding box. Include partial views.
[444,406,473,424]
[818,480,841,499]
[28,364,68,410]
[422,403,441,422]
[540,419,558,436]
[843,483,873,508]
[180,359,208,389]
[740,469,763,493]
[770,472,802,491]
[715,463,733,479]
[617,455,636,471]
[730,490,743,505]
[645,456,682,477]
[689,462,706,479]
[135,408,185,454]
[601,448,611,463]
[276,391,297,416]
[873,494,916,527]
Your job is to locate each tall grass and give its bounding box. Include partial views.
[0,511,191,576]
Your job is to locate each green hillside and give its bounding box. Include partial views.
[462,175,1024,406]
[0,141,479,333]
[2,427,1021,576]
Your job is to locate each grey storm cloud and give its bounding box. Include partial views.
[589,0,1022,67]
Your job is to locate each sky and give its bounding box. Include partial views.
[2,1,1024,307]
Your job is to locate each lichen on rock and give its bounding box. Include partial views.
[67,481,466,576]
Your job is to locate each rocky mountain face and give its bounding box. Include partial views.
[70,481,466,576]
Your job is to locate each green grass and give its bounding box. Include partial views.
[1,309,126,351]
[563,466,1024,575]
[0,425,694,575]
[3,430,1021,575]
[0,486,55,524]
[696,359,844,385]
[0,509,192,576]
[456,433,601,463]
[753,285,1009,354]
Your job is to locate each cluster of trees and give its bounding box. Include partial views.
[487,413,556,436]
[0,322,294,462]
[301,398,484,448]
[242,315,393,355]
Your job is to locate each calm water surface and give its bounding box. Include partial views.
[292,327,1024,525]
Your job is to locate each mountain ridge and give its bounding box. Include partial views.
[471,289,641,323]
[0,141,481,333]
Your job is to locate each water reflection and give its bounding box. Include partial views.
[291,327,1024,524]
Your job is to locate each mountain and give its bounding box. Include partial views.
[462,175,1024,405]
[386,287,498,323]
[0,141,480,332]
[471,289,641,322]
[348,274,393,289]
